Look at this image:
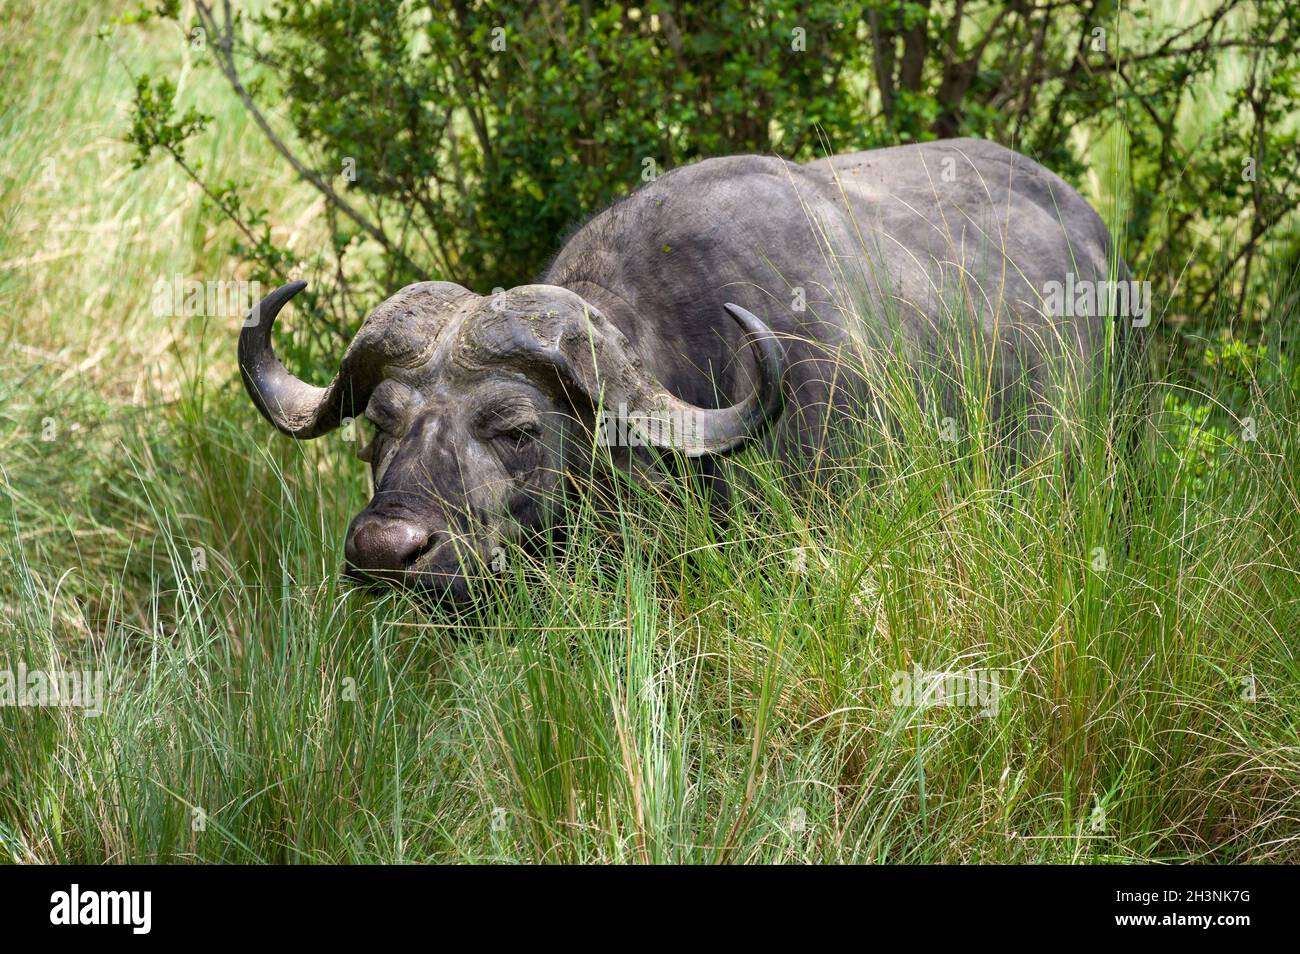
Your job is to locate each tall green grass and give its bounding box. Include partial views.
[2,269,1296,862]
[1,0,1297,863]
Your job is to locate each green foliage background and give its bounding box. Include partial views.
[127,0,1300,379]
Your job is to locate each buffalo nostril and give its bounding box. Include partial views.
[345,518,430,573]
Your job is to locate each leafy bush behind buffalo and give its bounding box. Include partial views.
[121,0,1299,409]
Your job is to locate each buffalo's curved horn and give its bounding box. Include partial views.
[627,303,785,456]
[694,302,787,452]
[463,292,786,457]
[238,280,369,439]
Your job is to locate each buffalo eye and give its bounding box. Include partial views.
[478,407,543,472]
[364,402,399,434]
[363,381,410,435]
[489,422,541,459]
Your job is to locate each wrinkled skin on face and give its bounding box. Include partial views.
[239,279,785,603]
[345,311,575,603]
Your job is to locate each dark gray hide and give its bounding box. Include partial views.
[240,138,1134,600]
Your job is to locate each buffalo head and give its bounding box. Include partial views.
[238,280,784,602]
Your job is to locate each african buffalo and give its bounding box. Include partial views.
[239,138,1135,601]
